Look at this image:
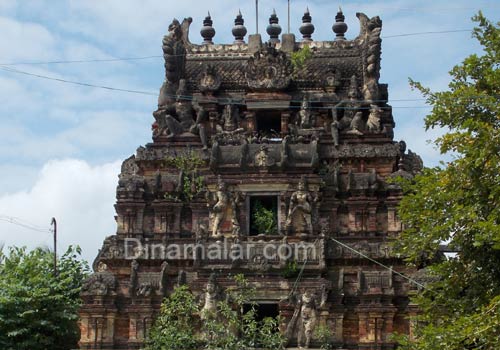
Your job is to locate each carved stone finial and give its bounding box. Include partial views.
[201,12,215,45]
[232,10,247,44]
[299,7,315,42]
[266,9,282,44]
[332,7,348,40]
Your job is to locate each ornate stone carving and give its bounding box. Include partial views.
[199,64,221,93]
[286,177,314,235]
[137,282,153,297]
[360,270,393,295]
[162,80,196,138]
[254,144,276,168]
[366,104,382,132]
[404,149,424,175]
[117,156,144,199]
[206,178,244,237]
[93,236,124,270]
[248,254,271,272]
[130,260,139,298]
[245,44,293,90]
[346,169,379,195]
[324,64,342,93]
[200,273,222,320]
[82,264,117,296]
[298,97,314,129]
[230,191,245,236]
[219,104,240,133]
[285,285,328,348]
[158,18,191,107]
[327,240,393,259]
[330,75,365,141]
[357,12,382,103]
[190,104,208,150]
[207,177,230,237]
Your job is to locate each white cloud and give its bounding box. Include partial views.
[0,16,57,63]
[0,159,120,263]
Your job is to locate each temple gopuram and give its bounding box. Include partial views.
[79,8,423,350]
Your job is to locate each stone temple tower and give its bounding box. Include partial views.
[79,8,423,350]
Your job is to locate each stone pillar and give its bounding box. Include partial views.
[334,314,344,342]
[80,315,90,343]
[105,315,115,342]
[382,311,394,343]
[367,205,377,233]
[358,312,369,343]
[408,308,419,341]
[135,207,145,234]
[129,314,138,341]
[96,317,105,346]
[191,203,208,234]
[170,203,183,237]
[154,209,167,233]
[329,204,339,235]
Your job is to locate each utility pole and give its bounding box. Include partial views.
[288,0,290,33]
[255,0,259,34]
[51,217,57,276]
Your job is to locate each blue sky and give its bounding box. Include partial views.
[0,0,498,263]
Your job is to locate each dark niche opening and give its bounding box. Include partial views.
[243,303,280,322]
[256,111,281,136]
[180,207,193,238]
[250,196,278,235]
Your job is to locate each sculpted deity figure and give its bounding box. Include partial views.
[200,273,221,320]
[285,286,328,348]
[190,104,208,150]
[366,104,382,132]
[286,177,313,235]
[165,80,196,138]
[298,97,313,129]
[330,75,365,143]
[209,178,229,237]
[255,145,275,168]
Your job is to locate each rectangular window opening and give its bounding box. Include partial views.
[243,303,280,322]
[256,111,281,137]
[249,196,278,236]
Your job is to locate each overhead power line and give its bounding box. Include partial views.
[0,29,474,66]
[0,65,495,109]
[382,29,471,38]
[329,237,430,291]
[0,215,52,234]
[0,65,157,96]
[0,55,162,66]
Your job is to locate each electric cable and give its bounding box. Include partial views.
[0,215,52,234]
[328,237,429,291]
[0,28,477,66]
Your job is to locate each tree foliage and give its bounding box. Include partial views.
[291,45,313,72]
[146,274,284,350]
[164,150,205,202]
[394,13,500,349]
[146,284,201,350]
[0,246,89,350]
[251,199,278,235]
